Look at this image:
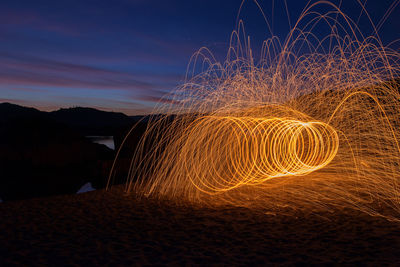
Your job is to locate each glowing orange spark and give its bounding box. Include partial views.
[182,116,339,194]
[109,1,400,221]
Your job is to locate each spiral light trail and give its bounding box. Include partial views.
[183,116,339,194]
[108,1,400,221]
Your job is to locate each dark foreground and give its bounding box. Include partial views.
[0,186,399,266]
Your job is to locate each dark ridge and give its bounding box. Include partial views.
[0,103,146,136]
[0,103,152,201]
[0,102,44,123]
[50,107,135,136]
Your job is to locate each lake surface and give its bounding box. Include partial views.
[86,136,115,150]
[80,135,115,194]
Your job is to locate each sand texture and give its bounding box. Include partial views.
[0,186,399,266]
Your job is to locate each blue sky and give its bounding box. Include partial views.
[0,0,399,115]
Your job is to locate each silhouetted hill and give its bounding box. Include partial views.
[0,103,144,136]
[0,115,114,200]
[0,102,45,123]
[0,102,149,200]
[50,107,136,136]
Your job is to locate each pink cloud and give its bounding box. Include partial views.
[137,95,181,105]
[0,8,86,36]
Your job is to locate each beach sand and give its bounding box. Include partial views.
[0,186,399,266]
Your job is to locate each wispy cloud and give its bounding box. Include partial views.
[0,8,90,36]
[136,95,181,105]
[0,51,186,113]
[0,0,231,114]
[0,52,157,90]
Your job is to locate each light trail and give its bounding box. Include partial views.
[108,1,400,221]
[182,116,339,194]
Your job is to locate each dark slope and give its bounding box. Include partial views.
[0,103,147,200]
[50,107,136,136]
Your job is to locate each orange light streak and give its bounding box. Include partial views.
[182,116,339,194]
[108,1,400,221]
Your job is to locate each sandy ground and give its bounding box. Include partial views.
[0,186,399,266]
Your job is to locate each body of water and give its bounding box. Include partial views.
[86,136,115,150]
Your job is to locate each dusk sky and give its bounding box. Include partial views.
[1,0,399,115]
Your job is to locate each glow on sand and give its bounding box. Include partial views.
[109,1,400,221]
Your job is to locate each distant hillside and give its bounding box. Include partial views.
[0,103,143,136]
[0,102,151,200]
[50,107,137,135]
[0,102,44,122]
